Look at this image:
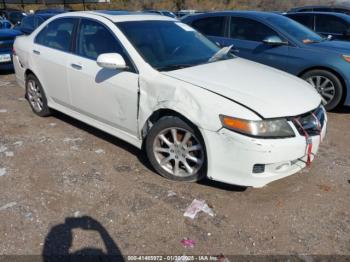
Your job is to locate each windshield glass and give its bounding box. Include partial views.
[266,15,323,44]
[117,21,224,71]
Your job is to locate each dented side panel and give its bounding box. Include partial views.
[137,72,261,137]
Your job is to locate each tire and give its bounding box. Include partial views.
[301,69,343,111]
[25,74,51,117]
[145,116,207,182]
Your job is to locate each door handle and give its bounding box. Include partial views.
[232,48,240,53]
[33,50,40,55]
[71,63,82,70]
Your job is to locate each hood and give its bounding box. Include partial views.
[0,29,23,38]
[309,40,350,54]
[163,58,321,118]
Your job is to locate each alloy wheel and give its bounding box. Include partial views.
[27,79,43,113]
[306,75,335,105]
[153,127,204,178]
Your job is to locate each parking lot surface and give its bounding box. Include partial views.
[0,72,349,256]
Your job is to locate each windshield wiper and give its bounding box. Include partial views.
[208,45,233,62]
[155,64,194,71]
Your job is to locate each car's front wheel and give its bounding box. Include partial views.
[26,74,51,117]
[301,69,343,111]
[145,116,206,182]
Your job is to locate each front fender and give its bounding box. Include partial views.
[137,73,261,137]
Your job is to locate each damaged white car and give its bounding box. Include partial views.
[13,11,327,188]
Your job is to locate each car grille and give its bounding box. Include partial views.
[291,106,326,136]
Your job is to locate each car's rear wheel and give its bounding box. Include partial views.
[26,74,51,117]
[145,116,206,182]
[301,69,343,111]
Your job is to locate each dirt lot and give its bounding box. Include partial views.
[0,72,349,258]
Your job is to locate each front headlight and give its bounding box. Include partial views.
[220,115,295,138]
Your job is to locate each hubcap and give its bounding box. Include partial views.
[153,127,204,177]
[306,76,335,105]
[27,80,43,112]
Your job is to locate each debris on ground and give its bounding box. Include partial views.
[0,145,7,153]
[0,109,7,113]
[49,123,57,127]
[318,184,332,192]
[0,202,17,211]
[184,199,214,219]
[63,137,83,143]
[180,238,195,248]
[95,149,105,154]
[167,190,177,197]
[0,168,7,177]
[13,141,23,147]
[5,151,14,157]
[73,211,81,217]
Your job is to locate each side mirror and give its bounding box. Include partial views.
[20,27,33,35]
[263,35,287,46]
[96,53,127,70]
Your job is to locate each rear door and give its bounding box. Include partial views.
[67,18,139,136]
[32,17,77,106]
[286,13,315,31]
[227,16,289,71]
[190,16,228,45]
[315,14,349,40]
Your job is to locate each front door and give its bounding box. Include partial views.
[67,18,139,136]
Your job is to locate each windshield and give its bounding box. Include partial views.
[266,15,323,44]
[9,12,25,24]
[117,21,223,71]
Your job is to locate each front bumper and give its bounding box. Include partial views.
[201,117,327,188]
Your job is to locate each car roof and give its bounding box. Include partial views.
[56,10,176,22]
[183,10,282,20]
[286,11,350,21]
[290,5,350,11]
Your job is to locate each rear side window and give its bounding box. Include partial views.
[230,17,277,42]
[287,14,314,29]
[76,19,124,60]
[35,16,45,27]
[191,16,226,37]
[21,16,35,31]
[315,14,348,34]
[35,18,76,52]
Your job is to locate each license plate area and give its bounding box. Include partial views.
[0,54,11,63]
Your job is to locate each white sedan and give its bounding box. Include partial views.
[13,11,327,188]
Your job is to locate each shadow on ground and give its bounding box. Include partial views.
[333,105,350,114]
[42,216,124,262]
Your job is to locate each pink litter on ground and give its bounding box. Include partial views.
[183,199,214,219]
[180,238,195,248]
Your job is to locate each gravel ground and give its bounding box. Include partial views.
[0,72,349,258]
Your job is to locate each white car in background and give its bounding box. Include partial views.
[13,11,327,188]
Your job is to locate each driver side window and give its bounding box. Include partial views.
[230,17,278,42]
[76,19,124,60]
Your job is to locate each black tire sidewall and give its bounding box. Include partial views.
[145,116,207,182]
[26,74,51,117]
[301,70,343,111]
